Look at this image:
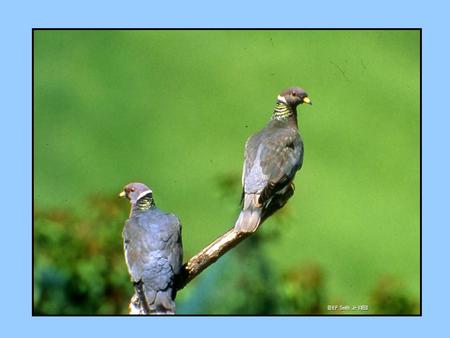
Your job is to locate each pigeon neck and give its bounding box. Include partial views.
[133,195,154,212]
[272,101,297,123]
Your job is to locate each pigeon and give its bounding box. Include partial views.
[234,87,311,233]
[119,182,183,314]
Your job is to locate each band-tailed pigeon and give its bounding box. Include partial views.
[234,87,312,233]
[119,182,183,314]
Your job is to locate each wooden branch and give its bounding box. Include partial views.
[175,227,252,290]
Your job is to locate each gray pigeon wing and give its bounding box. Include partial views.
[142,252,173,291]
[164,214,183,275]
[123,218,152,283]
[139,212,182,289]
[242,131,269,194]
[257,128,303,204]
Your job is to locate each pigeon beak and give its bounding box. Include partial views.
[302,97,312,105]
[118,191,126,198]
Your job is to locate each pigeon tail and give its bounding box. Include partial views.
[234,194,262,233]
[147,289,176,315]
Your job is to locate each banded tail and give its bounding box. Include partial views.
[234,194,262,233]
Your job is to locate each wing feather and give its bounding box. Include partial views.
[242,126,303,205]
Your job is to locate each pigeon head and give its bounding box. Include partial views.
[119,182,153,204]
[278,87,311,108]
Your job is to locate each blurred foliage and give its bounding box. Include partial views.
[34,30,420,314]
[280,263,325,314]
[370,276,419,314]
[34,196,132,314]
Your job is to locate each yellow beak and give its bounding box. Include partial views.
[118,191,126,198]
[303,97,311,105]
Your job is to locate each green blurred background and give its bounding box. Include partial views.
[33,30,420,315]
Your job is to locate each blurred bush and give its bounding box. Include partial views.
[371,276,419,314]
[34,196,132,314]
[280,263,325,314]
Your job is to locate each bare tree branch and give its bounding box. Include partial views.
[175,228,252,290]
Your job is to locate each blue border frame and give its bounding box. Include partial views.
[1,0,440,336]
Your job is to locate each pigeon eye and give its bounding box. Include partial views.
[291,92,297,96]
